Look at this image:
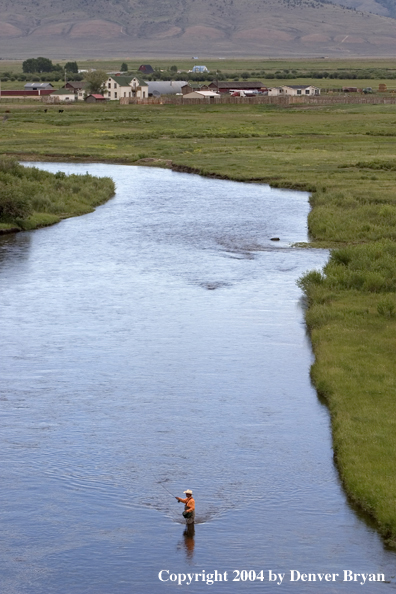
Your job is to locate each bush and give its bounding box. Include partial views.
[297,269,325,294]
[377,297,396,318]
[0,184,32,220]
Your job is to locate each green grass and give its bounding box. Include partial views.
[0,157,115,231]
[1,97,396,544]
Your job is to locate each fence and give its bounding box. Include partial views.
[120,96,291,106]
[120,94,396,107]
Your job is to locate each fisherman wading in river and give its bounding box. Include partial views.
[176,489,195,524]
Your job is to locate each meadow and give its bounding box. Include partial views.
[1,97,396,544]
[0,155,115,232]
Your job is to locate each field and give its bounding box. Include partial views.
[1,95,396,545]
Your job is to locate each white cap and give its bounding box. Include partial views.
[183,489,193,495]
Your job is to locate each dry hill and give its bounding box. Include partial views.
[1,0,396,57]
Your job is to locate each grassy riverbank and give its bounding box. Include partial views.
[0,157,115,232]
[1,100,396,544]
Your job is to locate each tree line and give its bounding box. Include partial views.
[22,57,79,74]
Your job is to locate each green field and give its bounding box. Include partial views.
[1,96,396,545]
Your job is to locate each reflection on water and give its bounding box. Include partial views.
[181,524,195,562]
[1,163,395,593]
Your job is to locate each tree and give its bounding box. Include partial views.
[84,70,108,94]
[121,62,128,72]
[22,57,54,73]
[65,61,78,74]
[35,57,54,73]
[22,59,38,74]
[170,65,178,72]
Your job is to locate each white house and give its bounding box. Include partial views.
[269,85,320,97]
[106,75,149,100]
[48,89,76,102]
[268,87,281,96]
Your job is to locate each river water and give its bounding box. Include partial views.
[1,164,395,593]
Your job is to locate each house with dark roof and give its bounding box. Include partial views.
[63,81,88,100]
[64,81,86,90]
[209,81,265,94]
[138,65,154,74]
[106,74,149,100]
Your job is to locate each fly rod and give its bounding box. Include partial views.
[160,483,177,498]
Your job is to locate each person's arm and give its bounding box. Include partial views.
[176,497,187,503]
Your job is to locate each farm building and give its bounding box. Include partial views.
[49,89,77,102]
[139,65,154,74]
[24,82,54,92]
[181,84,210,95]
[63,81,88,100]
[0,90,53,98]
[191,65,209,73]
[147,81,188,96]
[85,94,106,103]
[209,81,265,94]
[106,75,149,100]
[277,85,320,96]
[183,90,220,101]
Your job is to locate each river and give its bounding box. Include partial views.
[1,164,395,593]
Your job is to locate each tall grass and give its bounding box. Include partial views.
[0,157,115,231]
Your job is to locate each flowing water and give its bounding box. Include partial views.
[1,164,395,593]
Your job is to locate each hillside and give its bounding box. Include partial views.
[327,0,395,18]
[1,0,396,57]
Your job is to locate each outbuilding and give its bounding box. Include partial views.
[139,65,154,75]
[183,90,220,101]
[191,65,209,73]
[181,83,210,95]
[279,85,320,96]
[209,81,264,94]
[49,89,76,102]
[85,94,106,103]
[24,82,54,92]
[148,81,188,96]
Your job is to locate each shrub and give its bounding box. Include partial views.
[0,184,32,220]
[297,269,325,294]
[377,297,396,318]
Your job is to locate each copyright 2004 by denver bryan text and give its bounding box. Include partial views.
[158,569,386,586]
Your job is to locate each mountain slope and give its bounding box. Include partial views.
[325,0,396,18]
[1,0,396,57]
